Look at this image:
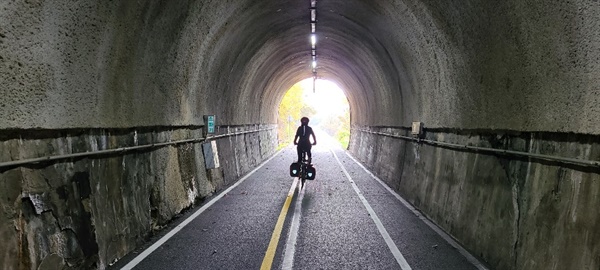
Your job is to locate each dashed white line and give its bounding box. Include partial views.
[332,150,413,270]
[344,151,489,270]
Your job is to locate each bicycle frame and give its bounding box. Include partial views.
[299,151,310,187]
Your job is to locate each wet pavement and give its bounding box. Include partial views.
[111,136,485,270]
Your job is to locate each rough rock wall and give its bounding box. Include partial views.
[216,126,278,186]
[344,1,600,269]
[350,127,600,270]
[0,126,277,269]
[0,1,283,129]
[0,1,284,269]
[342,0,600,133]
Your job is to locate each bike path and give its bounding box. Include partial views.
[112,142,485,269]
[329,146,484,270]
[111,150,294,270]
[289,145,399,269]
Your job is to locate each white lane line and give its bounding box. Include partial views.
[282,179,305,270]
[331,150,412,270]
[287,177,299,197]
[121,150,283,270]
[344,152,489,270]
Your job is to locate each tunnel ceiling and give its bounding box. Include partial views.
[220,0,409,126]
[1,1,599,134]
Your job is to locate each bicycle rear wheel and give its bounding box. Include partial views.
[300,164,306,187]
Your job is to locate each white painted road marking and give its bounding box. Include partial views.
[344,152,489,270]
[332,150,413,270]
[260,177,298,270]
[282,180,306,270]
[121,150,282,270]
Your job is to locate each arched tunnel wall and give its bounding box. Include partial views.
[346,2,600,270]
[1,1,599,269]
[0,2,284,269]
[345,1,600,270]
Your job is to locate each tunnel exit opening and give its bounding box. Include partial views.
[277,78,350,149]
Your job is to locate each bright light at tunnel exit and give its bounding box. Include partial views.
[300,78,350,148]
[277,78,350,149]
[299,78,348,120]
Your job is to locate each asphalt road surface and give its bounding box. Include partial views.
[111,136,487,270]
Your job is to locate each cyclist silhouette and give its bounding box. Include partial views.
[293,117,317,163]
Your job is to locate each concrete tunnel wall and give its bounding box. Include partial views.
[0,1,599,269]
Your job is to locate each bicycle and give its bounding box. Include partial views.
[290,150,316,188]
[299,151,312,187]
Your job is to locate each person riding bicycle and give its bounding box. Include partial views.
[293,117,317,164]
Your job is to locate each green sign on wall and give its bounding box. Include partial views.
[204,115,216,134]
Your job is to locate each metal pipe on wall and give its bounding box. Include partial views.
[0,127,276,169]
[354,128,600,168]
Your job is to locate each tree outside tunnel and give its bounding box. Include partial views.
[277,79,350,149]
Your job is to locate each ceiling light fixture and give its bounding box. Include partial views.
[310,0,317,92]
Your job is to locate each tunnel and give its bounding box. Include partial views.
[1,1,599,269]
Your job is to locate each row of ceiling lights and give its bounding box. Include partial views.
[310,0,317,92]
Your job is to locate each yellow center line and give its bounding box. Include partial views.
[260,178,298,270]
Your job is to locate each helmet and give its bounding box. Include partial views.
[300,117,309,125]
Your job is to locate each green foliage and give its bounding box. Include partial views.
[334,109,350,148]
[336,129,350,149]
[300,106,317,118]
[318,106,350,148]
[277,84,314,147]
